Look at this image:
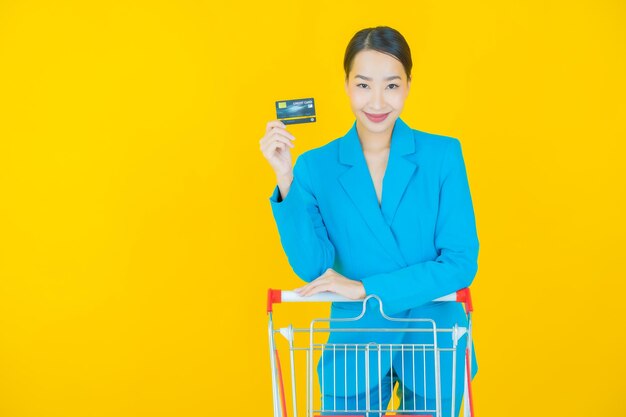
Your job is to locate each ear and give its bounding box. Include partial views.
[344,78,349,94]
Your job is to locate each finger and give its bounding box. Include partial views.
[269,126,296,141]
[299,278,332,296]
[301,283,333,297]
[266,120,287,133]
[294,276,326,293]
[293,278,321,290]
[274,142,287,154]
[260,132,295,153]
[261,138,290,158]
[267,134,295,149]
[260,127,295,145]
[294,283,312,294]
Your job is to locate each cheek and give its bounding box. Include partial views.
[348,89,368,109]
[388,91,407,108]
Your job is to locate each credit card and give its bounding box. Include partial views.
[275,97,316,125]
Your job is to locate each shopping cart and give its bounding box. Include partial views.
[267,288,475,417]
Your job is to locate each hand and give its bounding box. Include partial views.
[259,120,296,178]
[294,268,366,300]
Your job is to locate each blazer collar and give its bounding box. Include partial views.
[339,116,415,165]
[337,117,419,268]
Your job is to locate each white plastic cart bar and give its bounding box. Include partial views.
[267,288,473,313]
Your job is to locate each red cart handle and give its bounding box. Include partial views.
[267,288,282,313]
[455,287,474,313]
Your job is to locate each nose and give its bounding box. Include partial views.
[369,87,384,110]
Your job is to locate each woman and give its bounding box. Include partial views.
[260,26,479,417]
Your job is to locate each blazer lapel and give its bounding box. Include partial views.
[381,117,419,226]
[337,117,418,268]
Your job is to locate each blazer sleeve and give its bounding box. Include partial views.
[269,154,336,282]
[360,139,480,314]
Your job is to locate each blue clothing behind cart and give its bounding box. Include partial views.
[269,117,479,410]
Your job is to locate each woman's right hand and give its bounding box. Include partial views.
[259,120,296,178]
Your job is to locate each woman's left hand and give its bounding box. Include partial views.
[294,268,366,300]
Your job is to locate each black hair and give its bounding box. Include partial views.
[343,26,412,81]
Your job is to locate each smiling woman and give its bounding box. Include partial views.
[343,27,412,139]
[343,48,411,206]
[260,26,480,417]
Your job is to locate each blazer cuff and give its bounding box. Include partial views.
[269,184,283,203]
[269,183,301,219]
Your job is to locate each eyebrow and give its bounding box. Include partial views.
[355,74,402,81]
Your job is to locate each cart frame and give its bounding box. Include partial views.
[267,289,475,417]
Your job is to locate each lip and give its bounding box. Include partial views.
[364,111,390,123]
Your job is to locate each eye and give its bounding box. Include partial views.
[387,84,400,89]
[357,83,369,89]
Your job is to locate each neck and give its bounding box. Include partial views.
[356,120,393,153]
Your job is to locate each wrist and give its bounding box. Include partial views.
[354,281,366,300]
[275,173,294,202]
[276,173,293,190]
[276,172,293,183]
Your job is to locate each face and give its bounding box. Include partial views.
[344,49,411,136]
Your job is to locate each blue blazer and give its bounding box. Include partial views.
[269,117,479,399]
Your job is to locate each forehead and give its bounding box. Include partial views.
[349,49,404,78]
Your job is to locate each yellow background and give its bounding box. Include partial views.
[1,0,625,416]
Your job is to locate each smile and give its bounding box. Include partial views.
[364,112,390,123]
